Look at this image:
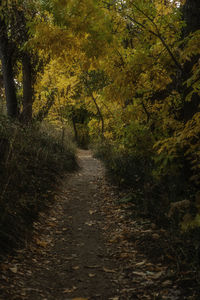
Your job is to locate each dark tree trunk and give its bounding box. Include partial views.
[91,93,104,138]
[21,52,33,122]
[0,19,18,118]
[72,116,78,142]
[182,0,200,36]
[181,0,200,121]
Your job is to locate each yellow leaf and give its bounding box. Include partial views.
[35,238,48,248]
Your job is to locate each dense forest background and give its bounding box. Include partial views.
[0,0,200,287]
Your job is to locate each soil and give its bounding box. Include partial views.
[0,150,197,299]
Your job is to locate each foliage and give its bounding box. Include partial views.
[0,0,200,278]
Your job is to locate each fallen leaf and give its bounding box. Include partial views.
[152,233,160,240]
[89,210,96,215]
[120,253,132,258]
[9,266,18,273]
[162,280,172,287]
[63,286,77,293]
[21,291,26,296]
[85,265,100,269]
[72,266,80,270]
[103,267,116,273]
[135,261,146,267]
[85,221,96,226]
[132,271,147,277]
[26,270,32,276]
[47,222,56,227]
[150,271,163,279]
[35,238,48,248]
[65,256,74,260]
[72,298,88,300]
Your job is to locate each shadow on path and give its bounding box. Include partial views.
[0,150,120,300]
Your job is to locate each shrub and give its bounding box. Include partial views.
[0,116,77,255]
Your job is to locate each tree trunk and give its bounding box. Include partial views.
[182,0,200,36]
[0,21,18,118]
[21,52,33,122]
[72,115,78,142]
[91,93,104,138]
[181,0,200,121]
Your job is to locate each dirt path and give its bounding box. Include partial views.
[0,150,120,300]
[0,150,193,299]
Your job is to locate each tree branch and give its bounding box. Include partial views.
[125,13,183,73]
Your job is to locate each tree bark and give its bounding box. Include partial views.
[91,93,104,138]
[0,19,18,118]
[182,0,200,36]
[181,0,200,121]
[21,52,33,122]
[72,115,78,142]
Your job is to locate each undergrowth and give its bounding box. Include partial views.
[0,116,77,256]
[92,140,200,285]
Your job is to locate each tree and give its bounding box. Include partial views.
[80,71,109,139]
[0,4,18,118]
[181,0,200,121]
[182,0,200,35]
[0,0,43,121]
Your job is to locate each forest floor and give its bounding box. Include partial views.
[0,150,196,299]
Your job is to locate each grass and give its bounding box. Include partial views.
[0,116,78,255]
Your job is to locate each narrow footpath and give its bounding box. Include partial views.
[0,150,190,299]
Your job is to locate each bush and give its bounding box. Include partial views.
[92,140,153,187]
[92,137,200,283]
[92,138,197,224]
[0,116,77,255]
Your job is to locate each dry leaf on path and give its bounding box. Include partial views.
[85,265,100,269]
[162,280,172,287]
[63,286,77,293]
[35,238,48,248]
[132,271,147,277]
[72,298,88,300]
[152,233,160,240]
[103,267,116,273]
[9,265,18,273]
[89,210,97,215]
[47,222,56,227]
[150,271,164,279]
[85,221,96,226]
[72,266,80,270]
[135,260,146,267]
